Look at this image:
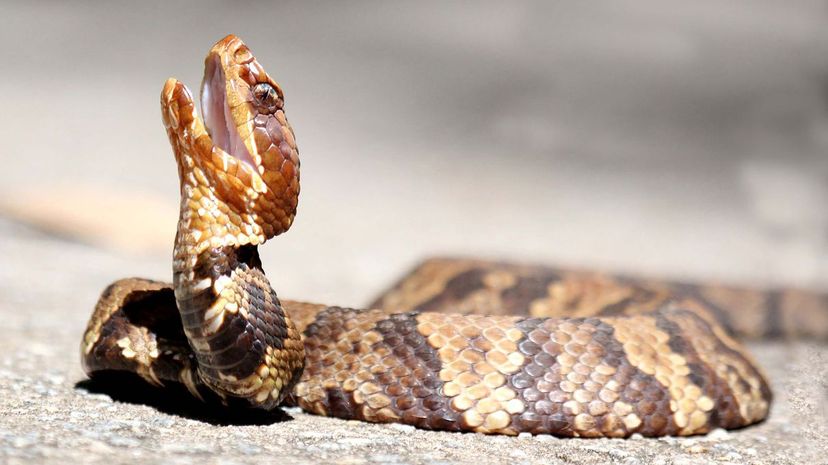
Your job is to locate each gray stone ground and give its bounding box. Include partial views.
[2,1,828,464]
[0,218,826,465]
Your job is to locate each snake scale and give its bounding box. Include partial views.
[80,35,828,437]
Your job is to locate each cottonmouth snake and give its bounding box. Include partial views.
[80,35,828,437]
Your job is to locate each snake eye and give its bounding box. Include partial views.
[252,83,281,111]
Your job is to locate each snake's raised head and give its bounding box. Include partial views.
[162,34,299,243]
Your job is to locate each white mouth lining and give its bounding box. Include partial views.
[201,56,256,170]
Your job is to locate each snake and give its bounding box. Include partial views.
[79,34,827,437]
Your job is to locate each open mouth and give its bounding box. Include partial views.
[200,55,257,170]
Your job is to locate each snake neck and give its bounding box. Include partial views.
[170,178,302,408]
[172,173,265,312]
[172,230,262,348]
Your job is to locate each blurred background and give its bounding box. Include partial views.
[1,0,827,307]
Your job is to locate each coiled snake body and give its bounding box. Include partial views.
[81,35,826,437]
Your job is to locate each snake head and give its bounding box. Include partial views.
[162,34,300,242]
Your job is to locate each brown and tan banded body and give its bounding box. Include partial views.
[81,35,826,437]
[370,258,828,341]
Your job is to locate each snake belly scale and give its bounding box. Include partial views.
[81,34,792,437]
